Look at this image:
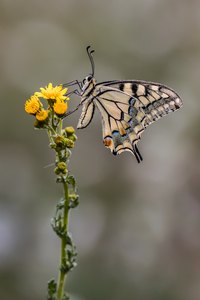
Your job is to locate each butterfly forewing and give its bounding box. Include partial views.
[100,80,183,126]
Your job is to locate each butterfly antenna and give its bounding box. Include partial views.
[86,46,95,77]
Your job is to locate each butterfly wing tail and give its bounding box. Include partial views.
[134,144,143,163]
[116,146,143,163]
[104,131,143,163]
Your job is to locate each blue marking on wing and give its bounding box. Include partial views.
[129,97,136,105]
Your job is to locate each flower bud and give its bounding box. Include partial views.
[65,126,75,135]
[68,133,77,142]
[64,138,75,149]
[54,135,66,150]
[54,162,67,175]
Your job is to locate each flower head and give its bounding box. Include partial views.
[36,109,49,121]
[53,101,68,116]
[25,95,41,115]
[35,83,69,102]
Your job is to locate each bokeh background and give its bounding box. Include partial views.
[1,0,200,299]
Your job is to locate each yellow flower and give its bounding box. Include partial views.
[36,109,49,121]
[53,101,68,115]
[35,83,69,102]
[25,95,41,115]
[53,85,69,101]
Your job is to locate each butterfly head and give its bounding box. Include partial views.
[81,74,96,92]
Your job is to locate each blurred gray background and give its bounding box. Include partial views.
[0,0,200,299]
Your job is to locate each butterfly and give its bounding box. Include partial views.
[64,46,183,163]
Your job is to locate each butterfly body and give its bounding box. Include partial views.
[65,47,183,163]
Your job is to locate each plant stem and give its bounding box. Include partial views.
[47,118,76,300]
[56,180,69,300]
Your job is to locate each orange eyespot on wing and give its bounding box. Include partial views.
[103,136,112,147]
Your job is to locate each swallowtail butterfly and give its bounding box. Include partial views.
[64,46,183,163]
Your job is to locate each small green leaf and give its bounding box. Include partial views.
[47,279,57,300]
[62,292,70,300]
[67,175,76,189]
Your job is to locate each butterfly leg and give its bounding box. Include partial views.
[62,102,82,119]
[62,89,82,119]
[65,89,81,97]
[63,80,82,89]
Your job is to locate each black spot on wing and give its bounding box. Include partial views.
[119,83,125,91]
[175,104,179,109]
[131,83,138,95]
[120,111,124,121]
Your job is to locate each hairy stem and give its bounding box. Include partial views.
[47,118,77,300]
[56,180,69,300]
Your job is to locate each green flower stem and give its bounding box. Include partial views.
[57,119,62,135]
[47,119,71,300]
[46,115,77,300]
[56,180,69,300]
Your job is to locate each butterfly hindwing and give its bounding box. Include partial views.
[94,87,147,162]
